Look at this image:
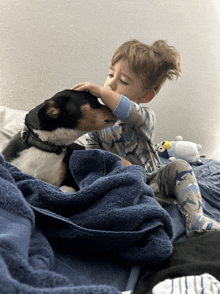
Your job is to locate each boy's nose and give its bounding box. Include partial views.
[108,81,116,91]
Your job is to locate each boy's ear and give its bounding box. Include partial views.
[140,90,156,103]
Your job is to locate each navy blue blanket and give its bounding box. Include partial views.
[0,150,173,293]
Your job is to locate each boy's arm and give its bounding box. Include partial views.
[113,95,156,144]
[75,133,132,167]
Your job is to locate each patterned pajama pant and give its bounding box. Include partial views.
[151,159,220,236]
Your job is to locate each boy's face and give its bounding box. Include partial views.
[104,58,153,104]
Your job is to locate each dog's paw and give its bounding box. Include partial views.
[59,185,76,193]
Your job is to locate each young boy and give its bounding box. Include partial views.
[72,39,220,236]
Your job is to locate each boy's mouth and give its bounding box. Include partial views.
[104,119,117,123]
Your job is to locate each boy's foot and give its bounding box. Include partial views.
[186,215,220,236]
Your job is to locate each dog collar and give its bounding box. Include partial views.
[21,125,66,155]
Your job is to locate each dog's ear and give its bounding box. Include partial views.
[25,99,60,131]
[25,103,44,130]
[46,100,60,119]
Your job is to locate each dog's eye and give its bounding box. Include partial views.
[65,101,79,114]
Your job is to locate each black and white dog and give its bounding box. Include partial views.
[2,89,116,192]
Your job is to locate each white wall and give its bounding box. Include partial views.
[1,0,220,159]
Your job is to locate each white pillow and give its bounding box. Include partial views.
[0,106,27,152]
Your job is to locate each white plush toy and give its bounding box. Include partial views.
[156,136,203,163]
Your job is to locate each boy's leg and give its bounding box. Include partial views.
[156,159,220,236]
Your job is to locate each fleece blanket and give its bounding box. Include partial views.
[0,149,173,293]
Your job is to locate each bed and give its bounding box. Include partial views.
[1,105,220,294]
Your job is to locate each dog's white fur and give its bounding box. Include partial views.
[12,147,66,186]
[11,128,87,191]
[33,128,87,146]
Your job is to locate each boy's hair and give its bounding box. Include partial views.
[111,39,181,93]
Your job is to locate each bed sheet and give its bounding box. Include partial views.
[0,105,26,152]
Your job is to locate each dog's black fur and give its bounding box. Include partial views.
[2,89,116,191]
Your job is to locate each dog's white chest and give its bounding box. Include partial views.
[12,147,65,186]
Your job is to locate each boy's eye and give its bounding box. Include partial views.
[107,73,128,85]
[120,80,128,85]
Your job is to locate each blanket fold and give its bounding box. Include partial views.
[15,149,173,264]
[0,149,173,292]
[0,154,121,294]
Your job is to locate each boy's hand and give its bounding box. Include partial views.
[72,82,101,98]
[120,157,132,167]
[72,82,121,111]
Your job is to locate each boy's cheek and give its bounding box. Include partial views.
[103,78,109,87]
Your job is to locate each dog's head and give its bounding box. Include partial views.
[25,90,117,132]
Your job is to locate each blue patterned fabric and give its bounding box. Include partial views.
[160,157,220,242]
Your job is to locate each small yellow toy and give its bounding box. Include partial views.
[156,136,203,163]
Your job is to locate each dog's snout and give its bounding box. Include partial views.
[103,110,117,123]
[101,105,117,118]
